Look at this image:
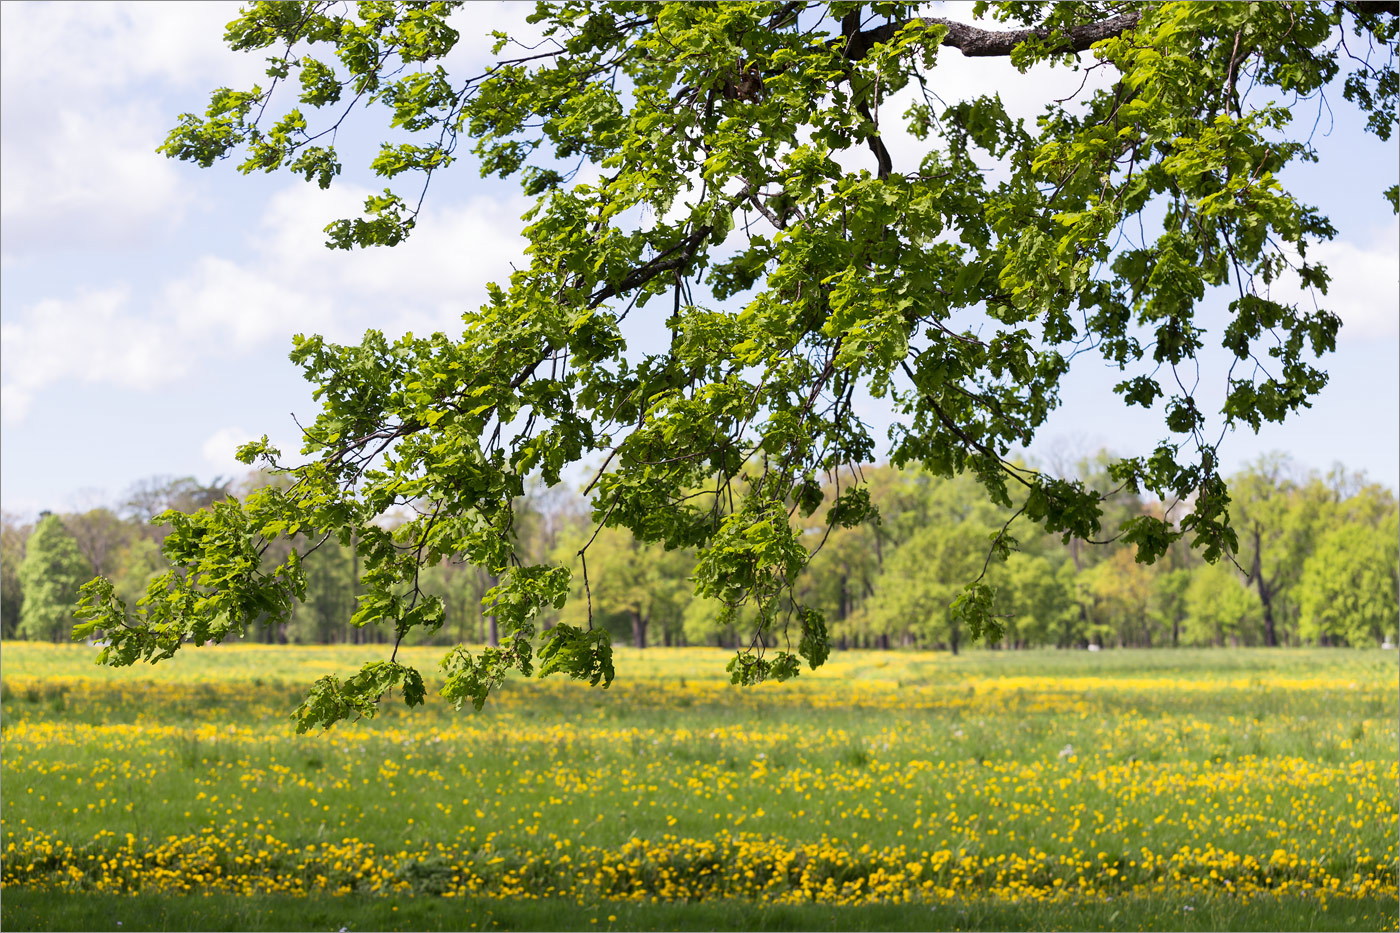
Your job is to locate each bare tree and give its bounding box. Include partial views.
[62,508,131,577]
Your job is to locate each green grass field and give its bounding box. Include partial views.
[2,644,1396,930]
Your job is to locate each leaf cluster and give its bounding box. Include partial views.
[78,1,1400,725]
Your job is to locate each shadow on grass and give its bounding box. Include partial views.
[2,890,1396,932]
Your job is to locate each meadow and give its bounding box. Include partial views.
[1,643,1396,931]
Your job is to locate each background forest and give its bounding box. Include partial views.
[5,453,1396,653]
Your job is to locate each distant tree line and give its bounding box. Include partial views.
[3,454,1396,651]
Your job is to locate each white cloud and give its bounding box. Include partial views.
[0,387,32,427]
[918,2,1119,120]
[165,256,337,350]
[0,285,184,422]
[0,0,541,260]
[1,102,191,252]
[0,2,249,97]
[1,182,529,425]
[248,183,530,341]
[0,0,533,428]
[441,2,542,74]
[201,426,256,474]
[1269,227,1400,340]
[0,1,255,257]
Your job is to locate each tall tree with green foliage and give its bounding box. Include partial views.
[111,537,167,612]
[1231,456,1317,646]
[556,525,692,648]
[76,1,1400,727]
[1084,548,1160,647]
[864,519,992,653]
[798,465,958,648]
[991,552,1074,648]
[1153,567,1192,648]
[1,513,31,639]
[19,515,92,643]
[291,535,359,643]
[1183,559,1260,647]
[1297,514,1400,646]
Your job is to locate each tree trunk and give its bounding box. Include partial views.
[1070,603,1089,649]
[949,625,960,656]
[448,592,463,644]
[631,609,647,649]
[485,572,499,646]
[1249,525,1279,647]
[1260,596,1278,647]
[349,531,360,645]
[878,632,890,651]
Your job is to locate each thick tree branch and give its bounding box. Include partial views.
[855,100,892,180]
[844,11,1143,61]
[841,12,895,179]
[1349,1,1399,18]
[587,226,712,308]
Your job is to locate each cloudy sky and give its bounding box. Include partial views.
[2,2,1396,518]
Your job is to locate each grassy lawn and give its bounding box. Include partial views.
[4,889,1396,932]
[2,644,1396,930]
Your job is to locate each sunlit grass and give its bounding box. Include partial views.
[5,889,1396,932]
[1,644,1396,929]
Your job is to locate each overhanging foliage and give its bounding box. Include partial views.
[76,1,1399,729]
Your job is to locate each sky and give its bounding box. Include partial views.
[1,1,1397,520]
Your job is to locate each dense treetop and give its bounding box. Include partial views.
[75,1,1399,729]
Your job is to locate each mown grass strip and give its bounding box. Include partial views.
[3,890,1397,932]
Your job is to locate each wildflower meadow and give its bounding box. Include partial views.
[1,644,1395,930]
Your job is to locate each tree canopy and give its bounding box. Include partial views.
[21,514,91,644]
[76,1,1399,729]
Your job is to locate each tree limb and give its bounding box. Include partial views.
[1348,1,1400,19]
[587,226,712,308]
[855,100,892,180]
[844,11,1143,62]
